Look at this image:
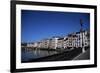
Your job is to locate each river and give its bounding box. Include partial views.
[21,48,58,62]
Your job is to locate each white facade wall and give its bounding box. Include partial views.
[49,37,59,49]
[27,43,34,47]
[29,31,89,49]
[63,30,90,49]
[57,38,64,49]
[76,31,90,48]
[40,39,50,48]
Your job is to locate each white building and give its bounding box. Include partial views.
[49,37,59,49]
[40,39,50,48]
[34,42,39,48]
[57,38,64,49]
[63,30,90,49]
[27,43,34,47]
[27,30,90,50]
[37,42,41,48]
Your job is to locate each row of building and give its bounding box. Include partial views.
[25,30,90,49]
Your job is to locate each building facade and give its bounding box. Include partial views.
[25,30,90,50]
[49,37,59,49]
[57,38,64,49]
[40,39,50,48]
[61,30,90,49]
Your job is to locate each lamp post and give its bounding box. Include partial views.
[80,19,85,53]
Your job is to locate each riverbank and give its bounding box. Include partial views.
[21,46,72,52]
[22,47,83,63]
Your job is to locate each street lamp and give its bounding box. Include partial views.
[80,19,85,53]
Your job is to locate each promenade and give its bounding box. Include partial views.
[22,48,90,63]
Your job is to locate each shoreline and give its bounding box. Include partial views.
[21,47,83,63]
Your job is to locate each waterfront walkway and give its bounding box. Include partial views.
[22,48,89,63]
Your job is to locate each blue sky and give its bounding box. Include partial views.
[21,10,90,43]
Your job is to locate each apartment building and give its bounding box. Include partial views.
[63,30,90,49]
[27,43,34,47]
[49,37,59,49]
[40,39,50,48]
[57,38,64,49]
[26,30,90,50]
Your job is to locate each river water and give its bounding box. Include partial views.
[21,48,58,62]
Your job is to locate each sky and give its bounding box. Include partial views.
[21,10,90,43]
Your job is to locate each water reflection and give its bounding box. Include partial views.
[21,48,58,62]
